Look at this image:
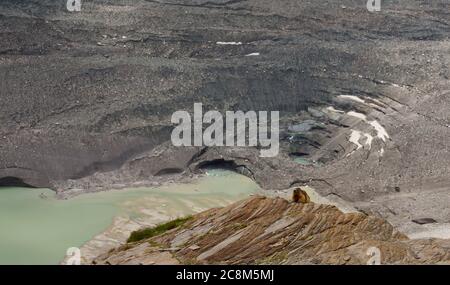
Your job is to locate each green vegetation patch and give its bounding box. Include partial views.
[256,251,288,265]
[127,216,193,243]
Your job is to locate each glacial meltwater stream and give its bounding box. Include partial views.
[0,170,259,265]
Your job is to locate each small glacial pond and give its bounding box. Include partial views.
[0,170,259,265]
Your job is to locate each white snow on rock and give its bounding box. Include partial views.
[369,120,390,142]
[338,95,366,104]
[363,133,373,149]
[216,41,242,45]
[346,111,390,143]
[339,94,390,110]
[245,52,260,56]
[347,111,367,120]
[348,130,374,152]
[325,106,345,113]
[349,130,363,150]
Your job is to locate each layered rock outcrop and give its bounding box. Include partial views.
[94,196,450,265]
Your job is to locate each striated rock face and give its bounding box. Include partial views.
[94,196,450,265]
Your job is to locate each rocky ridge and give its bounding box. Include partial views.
[94,196,450,265]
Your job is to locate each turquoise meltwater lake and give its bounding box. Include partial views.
[0,170,259,265]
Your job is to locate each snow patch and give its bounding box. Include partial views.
[245,52,260,56]
[349,130,363,150]
[346,111,390,143]
[369,120,390,142]
[338,95,366,104]
[363,133,373,149]
[216,41,242,45]
[348,130,374,154]
[347,111,367,120]
[326,106,344,113]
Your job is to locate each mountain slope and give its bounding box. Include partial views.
[94,196,450,265]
